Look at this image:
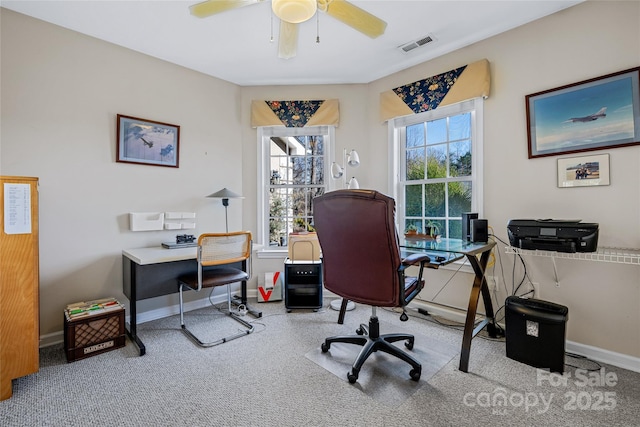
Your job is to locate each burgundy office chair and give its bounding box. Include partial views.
[313,189,430,383]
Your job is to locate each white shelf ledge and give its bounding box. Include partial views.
[506,246,640,285]
[506,246,640,265]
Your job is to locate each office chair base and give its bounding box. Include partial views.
[321,316,422,384]
[181,312,254,348]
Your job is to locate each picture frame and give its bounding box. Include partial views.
[557,153,610,188]
[526,67,640,159]
[117,114,180,167]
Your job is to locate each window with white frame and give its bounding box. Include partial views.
[389,98,483,239]
[257,126,334,251]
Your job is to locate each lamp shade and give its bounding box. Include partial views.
[207,187,244,199]
[331,162,344,179]
[347,177,360,189]
[272,0,317,24]
[347,149,360,167]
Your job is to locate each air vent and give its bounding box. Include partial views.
[399,34,435,53]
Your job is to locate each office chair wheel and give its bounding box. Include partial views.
[347,370,359,384]
[404,339,414,350]
[356,327,365,335]
[410,368,421,381]
[321,342,330,352]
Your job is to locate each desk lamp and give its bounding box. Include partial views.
[331,148,360,189]
[207,187,244,233]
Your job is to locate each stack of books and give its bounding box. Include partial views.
[65,297,124,320]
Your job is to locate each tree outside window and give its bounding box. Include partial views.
[268,135,325,246]
[400,107,479,239]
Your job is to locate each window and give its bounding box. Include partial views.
[389,98,483,239]
[257,126,335,252]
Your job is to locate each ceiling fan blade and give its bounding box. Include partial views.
[278,21,299,59]
[322,0,387,38]
[190,0,261,18]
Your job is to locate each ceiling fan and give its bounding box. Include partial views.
[190,0,387,59]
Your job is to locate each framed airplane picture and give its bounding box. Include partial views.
[526,67,640,158]
[117,114,180,168]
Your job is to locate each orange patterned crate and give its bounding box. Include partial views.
[64,300,126,362]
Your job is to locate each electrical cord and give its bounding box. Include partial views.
[564,352,603,371]
[430,256,468,301]
[406,236,506,337]
[201,288,278,334]
[408,306,506,342]
[484,235,605,371]
[488,232,537,321]
[408,305,608,369]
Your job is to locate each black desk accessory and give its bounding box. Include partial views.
[162,234,197,249]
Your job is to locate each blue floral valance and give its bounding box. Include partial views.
[380,59,491,122]
[392,66,467,114]
[251,99,339,128]
[266,100,322,127]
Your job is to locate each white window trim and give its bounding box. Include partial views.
[388,98,484,272]
[388,97,484,226]
[256,126,336,258]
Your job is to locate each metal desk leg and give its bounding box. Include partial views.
[125,266,146,356]
[459,248,495,372]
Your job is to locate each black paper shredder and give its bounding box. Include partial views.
[505,296,568,373]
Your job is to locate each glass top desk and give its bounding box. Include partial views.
[400,237,498,373]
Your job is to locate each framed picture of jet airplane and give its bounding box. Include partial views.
[117,114,180,168]
[526,67,640,159]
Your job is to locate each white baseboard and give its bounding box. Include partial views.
[409,299,471,323]
[566,340,640,373]
[39,331,64,348]
[39,292,247,348]
[40,291,639,374]
[408,299,640,374]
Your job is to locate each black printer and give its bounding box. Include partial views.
[507,219,599,253]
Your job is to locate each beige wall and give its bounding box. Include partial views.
[373,0,640,361]
[1,8,245,336]
[389,1,638,362]
[2,1,639,365]
[242,0,640,363]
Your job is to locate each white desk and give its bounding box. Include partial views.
[122,245,261,355]
[123,246,197,265]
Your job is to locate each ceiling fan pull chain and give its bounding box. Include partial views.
[270,11,274,42]
[316,10,320,44]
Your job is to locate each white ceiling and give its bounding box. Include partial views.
[1,0,583,86]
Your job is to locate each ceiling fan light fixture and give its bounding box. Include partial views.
[272,0,317,24]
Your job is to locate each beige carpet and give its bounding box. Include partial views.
[2,299,639,426]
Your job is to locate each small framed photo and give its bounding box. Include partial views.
[557,153,610,188]
[117,114,180,168]
[526,67,640,158]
